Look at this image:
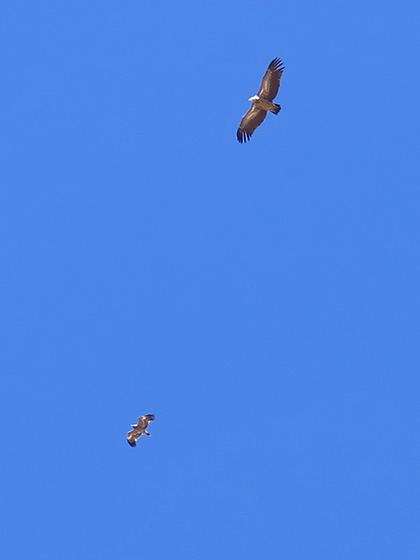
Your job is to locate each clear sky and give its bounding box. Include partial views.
[2,0,420,558]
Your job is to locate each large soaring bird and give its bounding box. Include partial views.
[127,414,155,447]
[237,58,285,143]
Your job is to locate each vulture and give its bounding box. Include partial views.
[127,414,155,447]
[237,58,285,143]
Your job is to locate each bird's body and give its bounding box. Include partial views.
[127,414,155,447]
[237,58,285,143]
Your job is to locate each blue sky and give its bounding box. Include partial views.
[2,0,420,558]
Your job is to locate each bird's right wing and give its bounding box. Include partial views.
[127,430,138,447]
[237,105,267,143]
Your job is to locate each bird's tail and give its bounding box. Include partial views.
[270,103,281,114]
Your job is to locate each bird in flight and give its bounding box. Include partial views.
[127,414,155,447]
[237,58,285,143]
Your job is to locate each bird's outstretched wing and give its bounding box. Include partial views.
[138,414,156,429]
[257,58,284,101]
[127,429,140,447]
[237,105,267,143]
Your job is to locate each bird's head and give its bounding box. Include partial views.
[248,95,260,102]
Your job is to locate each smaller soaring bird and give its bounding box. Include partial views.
[237,58,285,143]
[127,414,155,447]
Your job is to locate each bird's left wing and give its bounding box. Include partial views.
[138,414,155,429]
[257,58,284,101]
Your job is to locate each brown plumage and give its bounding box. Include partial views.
[127,414,155,447]
[237,58,285,143]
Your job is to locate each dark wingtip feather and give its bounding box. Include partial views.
[268,57,285,72]
[237,128,252,143]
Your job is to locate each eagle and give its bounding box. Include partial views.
[237,58,285,143]
[127,414,155,447]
